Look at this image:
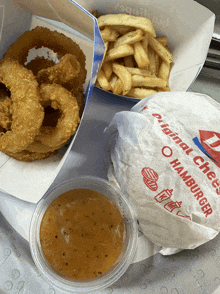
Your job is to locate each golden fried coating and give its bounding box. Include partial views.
[25,140,68,153]
[3,26,87,92]
[37,54,81,90]
[26,56,56,76]
[0,26,87,161]
[0,89,12,131]
[4,149,58,162]
[0,60,44,153]
[31,84,80,150]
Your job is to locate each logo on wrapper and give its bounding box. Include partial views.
[154,189,191,220]
[193,131,220,166]
[154,189,173,202]
[141,167,159,191]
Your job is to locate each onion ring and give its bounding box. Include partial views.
[37,54,81,90]
[26,83,80,151]
[0,89,67,154]
[25,140,69,154]
[26,56,56,76]
[29,55,86,120]
[3,26,87,92]
[0,59,44,153]
[0,88,12,131]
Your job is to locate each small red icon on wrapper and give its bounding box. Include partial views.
[164,200,182,212]
[154,189,173,203]
[143,178,158,191]
[176,211,192,221]
[142,167,159,191]
[141,167,159,181]
[141,167,191,221]
[154,189,191,220]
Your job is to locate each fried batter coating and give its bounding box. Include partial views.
[26,56,56,76]
[3,26,87,92]
[25,140,68,153]
[30,84,80,150]
[0,89,12,131]
[37,54,81,90]
[26,103,69,153]
[4,149,58,162]
[26,85,84,154]
[0,60,44,153]
[1,27,87,161]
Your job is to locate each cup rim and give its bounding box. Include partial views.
[29,175,138,293]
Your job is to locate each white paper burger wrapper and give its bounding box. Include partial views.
[104,92,220,254]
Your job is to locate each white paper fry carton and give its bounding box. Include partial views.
[104,92,220,254]
[76,0,215,99]
[0,0,104,203]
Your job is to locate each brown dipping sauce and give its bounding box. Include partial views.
[40,188,124,280]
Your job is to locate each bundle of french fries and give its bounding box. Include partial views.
[95,13,173,99]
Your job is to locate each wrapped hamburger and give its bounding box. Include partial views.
[104,92,220,255]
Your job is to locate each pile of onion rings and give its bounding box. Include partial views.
[0,26,87,162]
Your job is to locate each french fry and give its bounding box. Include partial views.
[141,34,149,52]
[141,34,150,68]
[126,88,157,98]
[100,41,109,69]
[101,26,119,42]
[102,62,112,80]
[112,63,132,95]
[148,33,173,64]
[132,75,167,88]
[97,68,111,91]
[124,55,135,67]
[148,47,157,74]
[109,74,117,89]
[133,41,150,68]
[109,74,123,94]
[155,53,160,76]
[95,80,100,87]
[158,61,170,85]
[114,29,144,48]
[157,86,171,92]
[108,42,115,50]
[105,44,134,62]
[126,67,155,77]
[156,36,168,47]
[109,25,135,35]
[96,13,173,99]
[101,41,109,66]
[98,14,156,37]
[113,77,124,95]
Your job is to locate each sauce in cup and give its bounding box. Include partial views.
[40,188,124,280]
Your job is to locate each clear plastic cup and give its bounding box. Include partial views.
[29,176,138,293]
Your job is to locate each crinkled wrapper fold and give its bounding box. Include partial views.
[104,92,220,254]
